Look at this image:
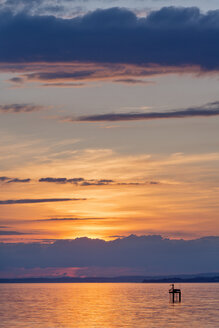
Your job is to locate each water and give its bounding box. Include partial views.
[0,283,218,327]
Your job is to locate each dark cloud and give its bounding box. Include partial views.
[0,235,218,275]
[0,230,30,235]
[0,104,46,113]
[38,177,158,186]
[65,101,219,122]
[39,177,85,184]
[42,82,85,87]
[7,64,189,86]
[0,198,86,205]
[0,7,219,69]
[39,177,116,186]
[16,70,94,87]
[0,177,10,182]
[81,179,114,186]
[7,178,31,183]
[38,217,105,221]
[1,176,160,187]
[0,177,31,183]
[27,71,95,80]
[10,77,23,83]
[113,79,153,85]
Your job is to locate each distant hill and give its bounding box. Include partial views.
[1,273,219,283]
[142,276,219,283]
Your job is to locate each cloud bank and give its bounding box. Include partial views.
[0,7,219,70]
[0,235,218,275]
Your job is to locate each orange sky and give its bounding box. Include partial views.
[1,144,218,242]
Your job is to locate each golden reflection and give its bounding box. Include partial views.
[1,283,217,327]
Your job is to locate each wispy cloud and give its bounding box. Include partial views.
[1,0,83,17]
[42,82,85,88]
[37,217,105,222]
[0,230,31,235]
[0,177,31,184]
[39,177,116,186]
[62,101,219,123]
[113,79,153,85]
[39,177,85,184]
[38,177,160,186]
[0,198,86,205]
[6,178,31,184]
[0,104,47,113]
[0,176,161,187]
[26,71,95,81]
[6,63,199,87]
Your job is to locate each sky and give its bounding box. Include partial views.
[0,0,219,276]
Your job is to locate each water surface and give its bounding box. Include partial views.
[0,283,218,327]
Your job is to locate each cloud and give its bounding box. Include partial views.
[109,235,126,238]
[26,71,95,80]
[38,217,105,221]
[113,79,153,85]
[0,230,30,235]
[0,177,31,184]
[0,235,218,275]
[0,7,219,70]
[6,63,197,87]
[9,75,68,87]
[38,177,159,186]
[63,101,219,122]
[81,179,115,186]
[20,72,152,86]
[42,82,85,87]
[0,198,86,205]
[2,0,66,16]
[39,177,85,184]
[6,178,31,183]
[0,176,160,187]
[0,104,46,113]
[9,77,23,83]
[0,177,10,182]
[0,176,31,183]
[39,177,116,186]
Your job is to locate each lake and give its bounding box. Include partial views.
[0,283,218,327]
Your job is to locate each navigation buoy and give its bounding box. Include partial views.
[169,284,181,303]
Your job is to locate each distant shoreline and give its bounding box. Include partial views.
[0,275,219,284]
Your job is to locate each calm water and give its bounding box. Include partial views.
[0,283,218,327]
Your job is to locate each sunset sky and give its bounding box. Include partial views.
[0,0,219,256]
